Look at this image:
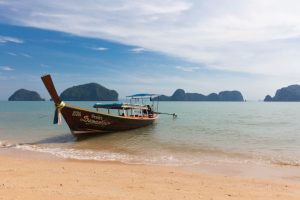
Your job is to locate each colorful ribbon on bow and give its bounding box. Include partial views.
[53,101,65,125]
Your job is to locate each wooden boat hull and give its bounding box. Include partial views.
[61,104,158,136]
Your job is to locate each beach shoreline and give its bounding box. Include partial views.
[1,148,300,200]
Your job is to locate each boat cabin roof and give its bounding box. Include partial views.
[93,103,149,110]
[126,93,159,99]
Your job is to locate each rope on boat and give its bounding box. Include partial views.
[53,101,65,125]
[56,101,65,109]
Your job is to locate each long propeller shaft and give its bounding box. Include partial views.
[154,112,177,118]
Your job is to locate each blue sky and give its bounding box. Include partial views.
[0,23,234,100]
[1,0,300,100]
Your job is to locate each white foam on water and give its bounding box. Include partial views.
[13,144,185,165]
[8,143,300,168]
[11,143,265,167]
[0,140,15,148]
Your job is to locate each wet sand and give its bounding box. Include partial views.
[0,151,300,200]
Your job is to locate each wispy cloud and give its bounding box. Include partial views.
[130,47,146,53]
[2,0,300,77]
[0,66,14,71]
[7,52,32,57]
[1,0,300,77]
[0,35,23,43]
[92,47,108,51]
[7,52,17,56]
[0,75,16,81]
[176,66,200,72]
[40,64,50,68]
[21,53,32,58]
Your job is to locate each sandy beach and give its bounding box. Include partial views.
[0,150,300,200]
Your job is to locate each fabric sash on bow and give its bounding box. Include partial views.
[53,101,65,125]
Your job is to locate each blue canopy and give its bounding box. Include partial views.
[93,103,148,110]
[93,103,123,109]
[126,93,158,98]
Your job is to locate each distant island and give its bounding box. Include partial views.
[60,83,118,101]
[153,89,244,101]
[7,85,244,102]
[264,85,300,101]
[8,89,45,101]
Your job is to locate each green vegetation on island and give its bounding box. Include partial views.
[153,89,244,101]
[60,83,118,101]
[264,85,300,101]
[8,89,45,101]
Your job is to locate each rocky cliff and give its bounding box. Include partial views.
[153,89,244,101]
[8,89,45,101]
[60,83,118,101]
[264,85,300,101]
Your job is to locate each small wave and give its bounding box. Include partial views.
[250,153,300,167]
[11,144,269,167]
[14,144,183,165]
[10,143,300,168]
[272,160,300,167]
[0,140,15,148]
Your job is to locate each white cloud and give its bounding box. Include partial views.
[0,75,16,81]
[1,0,300,77]
[21,53,31,58]
[130,47,146,53]
[7,52,32,57]
[92,47,108,51]
[1,1,300,100]
[7,52,17,56]
[40,64,50,68]
[0,35,23,43]
[176,66,200,72]
[0,66,14,71]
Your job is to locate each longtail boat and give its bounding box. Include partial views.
[41,74,162,137]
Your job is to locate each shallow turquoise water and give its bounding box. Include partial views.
[0,101,300,166]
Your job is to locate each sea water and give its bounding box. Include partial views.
[0,101,300,167]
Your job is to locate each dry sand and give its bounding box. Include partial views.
[0,153,300,200]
